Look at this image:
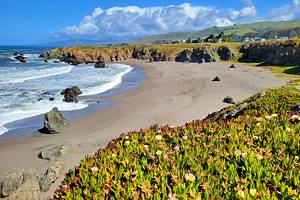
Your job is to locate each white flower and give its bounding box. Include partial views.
[185,173,196,182]
[155,135,162,140]
[125,136,129,139]
[90,167,99,172]
[156,150,162,155]
[125,140,130,145]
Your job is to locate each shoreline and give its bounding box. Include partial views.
[0,60,292,199]
[0,63,144,140]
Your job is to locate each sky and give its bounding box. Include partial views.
[0,0,300,45]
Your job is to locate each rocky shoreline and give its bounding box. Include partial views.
[40,39,300,66]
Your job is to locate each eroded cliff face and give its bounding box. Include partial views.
[40,44,238,64]
[239,39,300,66]
[41,40,300,66]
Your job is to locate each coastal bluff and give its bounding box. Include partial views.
[40,39,300,66]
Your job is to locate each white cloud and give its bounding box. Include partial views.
[269,1,300,21]
[53,3,258,40]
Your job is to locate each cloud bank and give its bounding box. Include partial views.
[269,0,300,21]
[53,3,258,40]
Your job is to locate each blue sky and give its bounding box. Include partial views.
[0,0,299,45]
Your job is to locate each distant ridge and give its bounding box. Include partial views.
[138,20,300,44]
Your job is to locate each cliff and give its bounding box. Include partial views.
[41,39,300,66]
[239,39,300,66]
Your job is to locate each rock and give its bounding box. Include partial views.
[175,50,192,62]
[44,59,48,63]
[191,48,215,63]
[217,46,235,61]
[49,97,55,101]
[59,53,81,65]
[43,107,67,134]
[150,51,167,62]
[7,180,40,200]
[221,103,248,120]
[38,98,42,101]
[53,60,60,63]
[13,53,26,63]
[0,169,38,198]
[95,57,106,68]
[223,96,235,104]
[39,162,65,192]
[229,64,236,68]
[61,86,82,103]
[292,104,300,111]
[212,76,220,81]
[38,145,70,161]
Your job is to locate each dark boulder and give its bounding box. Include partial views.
[229,64,236,68]
[49,97,55,101]
[212,76,220,81]
[13,52,26,63]
[175,50,192,62]
[95,57,106,68]
[223,96,235,104]
[61,86,82,103]
[217,46,235,61]
[150,51,167,62]
[59,53,81,65]
[191,48,215,63]
[43,107,67,134]
[44,59,48,63]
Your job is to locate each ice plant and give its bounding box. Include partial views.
[156,150,162,155]
[182,135,188,140]
[185,173,196,182]
[90,167,98,173]
[168,193,178,200]
[250,189,257,196]
[155,135,162,140]
[144,145,149,152]
[174,145,180,151]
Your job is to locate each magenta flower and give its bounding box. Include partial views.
[174,145,180,151]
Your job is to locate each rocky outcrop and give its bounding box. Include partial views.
[217,46,235,61]
[212,76,220,81]
[239,39,300,66]
[39,162,65,192]
[175,50,192,62]
[38,145,70,161]
[95,57,105,68]
[43,107,67,134]
[13,52,26,63]
[175,48,215,63]
[191,48,215,63]
[61,86,82,103]
[0,169,38,198]
[6,180,40,200]
[229,64,236,68]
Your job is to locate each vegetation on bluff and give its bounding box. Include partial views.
[53,86,300,199]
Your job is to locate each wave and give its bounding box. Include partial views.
[0,97,88,135]
[83,64,133,96]
[0,65,74,84]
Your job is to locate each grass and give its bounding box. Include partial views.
[138,20,300,44]
[53,86,300,199]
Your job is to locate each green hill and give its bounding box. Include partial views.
[138,20,300,44]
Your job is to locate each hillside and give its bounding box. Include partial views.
[53,86,300,199]
[138,20,300,44]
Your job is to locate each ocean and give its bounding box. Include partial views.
[0,46,133,136]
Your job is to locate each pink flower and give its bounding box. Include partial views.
[168,193,178,200]
[144,145,149,152]
[163,154,168,159]
[208,135,213,140]
[174,145,180,151]
[169,125,175,129]
[182,135,188,140]
[156,130,162,133]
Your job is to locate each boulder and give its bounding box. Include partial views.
[95,57,106,68]
[43,107,67,134]
[0,169,38,198]
[191,48,215,63]
[221,103,248,120]
[212,76,220,81]
[49,97,55,101]
[13,53,26,63]
[61,86,82,103]
[223,96,235,104]
[59,53,81,65]
[38,145,70,161]
[6,180,40,200]
[217,46,235,61]
[229,64,236,68]
[39,162,65,192]
[44,59,48,63]
[175,50,192,62]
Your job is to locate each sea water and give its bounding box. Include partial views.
[0,46,132,135]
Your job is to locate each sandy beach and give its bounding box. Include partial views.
[0,60,291,198]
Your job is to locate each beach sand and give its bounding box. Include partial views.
[0,60,291,198]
